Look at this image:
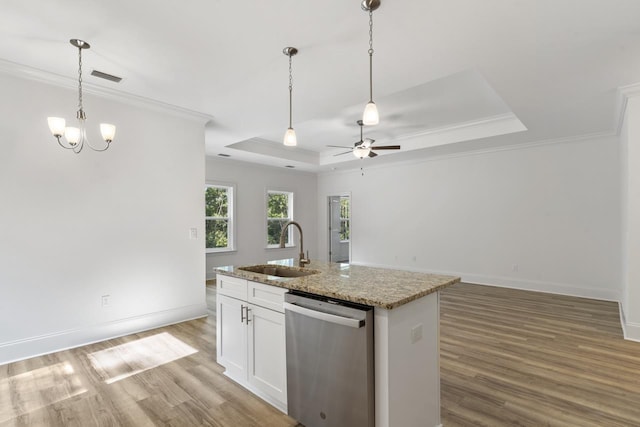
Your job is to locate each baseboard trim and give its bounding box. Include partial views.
[0,303,208,366]
[350,262,622,302]
[460,273,621,302]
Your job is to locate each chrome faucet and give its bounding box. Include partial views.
[279,220,310,267]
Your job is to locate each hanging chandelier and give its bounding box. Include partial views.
[47,39,116,153]
[283,46,298,146]
[361,0,380,126]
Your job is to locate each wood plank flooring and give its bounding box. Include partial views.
[0,286,299,427]
[440,283,640,426]
[1,282,639,426]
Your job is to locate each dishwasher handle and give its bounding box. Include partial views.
[284,302,364,328]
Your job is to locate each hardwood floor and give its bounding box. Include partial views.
[0,286,299,427]
[440,283,640,426]
[1,283,639,426]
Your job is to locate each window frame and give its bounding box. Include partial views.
[205,182,236,254]
[265,189,295,249]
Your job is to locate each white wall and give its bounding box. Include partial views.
[0,73,207,364]
[318,135,622,302]
[621,96,640,341]
[205,157,317,279]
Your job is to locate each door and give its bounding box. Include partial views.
[247,304,287,405]
[328,195,350,263]
[217,294,247,380]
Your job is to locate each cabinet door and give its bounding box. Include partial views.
[247,304,287,405]
[217,294,247,381]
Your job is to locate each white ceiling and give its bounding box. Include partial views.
[2,0,640,172]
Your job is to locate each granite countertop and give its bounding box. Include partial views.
[214,259,460,309]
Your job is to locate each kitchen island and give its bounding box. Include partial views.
[215,260,460,427]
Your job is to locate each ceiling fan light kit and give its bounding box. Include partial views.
[283,46,298,147]
[47,39,116,154]
[353,145,372,159]
[327,119,399,159]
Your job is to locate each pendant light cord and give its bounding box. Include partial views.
[368,9,374,103]
[77,45,85,119]
[288,53,293,128]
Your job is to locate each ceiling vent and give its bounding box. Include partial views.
[90,69,122,83]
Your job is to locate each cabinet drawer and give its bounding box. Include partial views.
[217,274,247,300]
[248,281,287,313]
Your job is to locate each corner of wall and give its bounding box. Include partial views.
[619,303,640,343]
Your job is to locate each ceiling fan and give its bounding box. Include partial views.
[327,120,401,159]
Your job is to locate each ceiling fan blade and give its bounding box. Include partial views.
[371,145,401,150]
[368,151,378,158]
[327,145,354,149]
[333,150,353,157]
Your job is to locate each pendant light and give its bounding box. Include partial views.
[47,39,116,153]
[362,0,380,125]
[283,47,298,146]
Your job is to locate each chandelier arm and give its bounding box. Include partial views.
[73,141,83,154]
[84,139,111,152]
[55,135,76,150]
[82,128,109,151]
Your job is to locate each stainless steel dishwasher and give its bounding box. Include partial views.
[284,291,374,427]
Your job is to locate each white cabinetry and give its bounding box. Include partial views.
[216,274,288,412]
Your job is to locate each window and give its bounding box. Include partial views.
[267,190,294,247]
[205,184,234,252]
[340,196,350,242]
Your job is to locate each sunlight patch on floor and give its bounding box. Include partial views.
[87,332,198,384]
[0,361,87,422]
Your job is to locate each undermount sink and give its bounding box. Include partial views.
[237,265,320,278]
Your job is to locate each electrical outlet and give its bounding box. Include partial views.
[512,264,519,272]
[101,295,110,308]
[189,228,198,239]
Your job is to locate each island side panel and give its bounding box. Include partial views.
[374,291,441,427]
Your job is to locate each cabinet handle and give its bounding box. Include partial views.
[241,304,246,323]
[246,307,251,324]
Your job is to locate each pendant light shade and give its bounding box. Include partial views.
[363,101,379,125]
[100,123,116,143]
[284,127,297,147]
[362,0,381,126]
[47,117,66,136]
[283,47,298,146]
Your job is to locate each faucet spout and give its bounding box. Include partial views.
[279,220,310,267]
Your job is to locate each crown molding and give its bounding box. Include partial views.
[615,82,640,135]
[394,112,525,143]
[319,130,617,177]
[0,58,214,123]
